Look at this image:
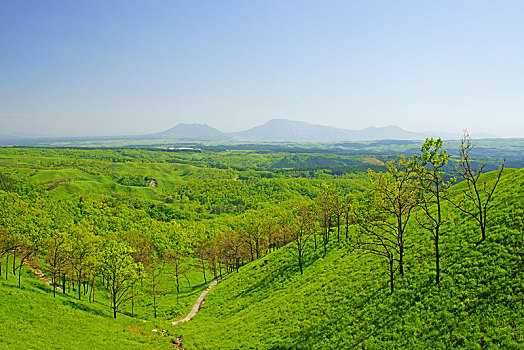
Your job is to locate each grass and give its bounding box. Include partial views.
[0,268,173,349]
[0,255,216,349]
[175,168,524,349]
[1,146,522,349]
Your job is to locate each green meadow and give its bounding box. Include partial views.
[0,140,522,349]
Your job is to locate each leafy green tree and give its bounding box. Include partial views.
[354,190,400,294]
[70,223,99,300]
[342,193,354,244]
[44,229,69,297]
[413,138,454,285]
[0,192,25,281]
[147,252,166,318]
[354,155,418,293]
[98,240,140,318]
[167,248,191,306]
[315,185,336,256]
[370,155,418,276]
[288,202,315,274]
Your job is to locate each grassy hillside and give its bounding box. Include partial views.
[175,168,524,349]
[0,268,174,349]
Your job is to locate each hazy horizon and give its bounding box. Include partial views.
[2,1,524,138]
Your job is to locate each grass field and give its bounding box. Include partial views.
[174,168,524,349]
[0,268,173,349]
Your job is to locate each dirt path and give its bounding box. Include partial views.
[28,260,62,291]
[171,275,224,326]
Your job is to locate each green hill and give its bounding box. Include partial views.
[175,168,524,349]
[0,271,172,349]
[0,145,521,349]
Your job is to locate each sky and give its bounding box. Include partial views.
[1,1,524,138]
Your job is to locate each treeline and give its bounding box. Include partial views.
[0,193,194,318]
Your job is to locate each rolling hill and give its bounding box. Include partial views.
[174,168,524,349]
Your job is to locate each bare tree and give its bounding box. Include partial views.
[454,131,506,242]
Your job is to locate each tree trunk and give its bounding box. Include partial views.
[399,243,404,276]
[131,290,134,317]
[389,257,394,294]
[337,215,340,242]
[435,229,440,285]
[152,271,157,317]
[398,216,404,276]
[78,271,82,300]
[62,273,66,294]
[112,279,117,318]
[91,276,96,302]
[201,259,207,283]
[345,216,349,243]
[18,256,29,288]
[298,249,303,275]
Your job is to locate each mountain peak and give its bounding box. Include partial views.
[155,123,231,141]
[153,119,473,142]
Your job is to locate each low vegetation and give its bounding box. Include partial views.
[0,134,521,349]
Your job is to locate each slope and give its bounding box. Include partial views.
[175,168,524,349]
[0,269,173,349]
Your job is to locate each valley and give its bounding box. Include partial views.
[0,136,522,349]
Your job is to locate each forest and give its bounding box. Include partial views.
[0,134,522,349]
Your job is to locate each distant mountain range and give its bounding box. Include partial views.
[151,119,493,142]
[0,119,497,146]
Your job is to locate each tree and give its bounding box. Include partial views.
[315,185,336,256]
[413,138,454,285]
[454,131,506,242]
[288,202,314,274]
[354,190,399,294]
[370,155,418,276]
[147,252,166,318]
[44,229,69,297]
[342,194,354,244]
[354,155,418,293]
[99,240,140,318]
[13,200,46,289]
[70,224,99,300]
[242,211,266,261]
[0,192,25,281]
[217,229,243,273]
[168,248,190,305]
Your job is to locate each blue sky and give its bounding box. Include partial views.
[1,1,523,137]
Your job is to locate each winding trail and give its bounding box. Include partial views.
[28,260,62,291]
[171,275,224,326]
